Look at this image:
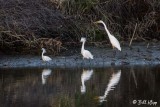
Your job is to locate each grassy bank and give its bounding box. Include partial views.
[0,0,159,54]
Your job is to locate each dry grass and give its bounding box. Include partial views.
[0,0,159,54]
[60,0,159,41]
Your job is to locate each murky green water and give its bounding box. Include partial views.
[0,66,160,107]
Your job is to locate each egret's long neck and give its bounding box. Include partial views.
[103,86,110,98]
[81,41,85,52]
[81,78,85,86]
[42,74,45,84]
[81,79,85,90]
[101,22,112,38]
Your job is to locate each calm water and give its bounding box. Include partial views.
[0,66,160,107]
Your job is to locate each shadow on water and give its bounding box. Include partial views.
[0,65,160,107]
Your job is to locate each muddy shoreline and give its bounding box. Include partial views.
[0,43,160,68]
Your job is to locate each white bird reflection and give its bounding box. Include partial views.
[81,69,93,94]
[99,70,121,103]
[42,69,52,85]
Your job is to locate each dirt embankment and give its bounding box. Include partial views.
[0,43,160,68]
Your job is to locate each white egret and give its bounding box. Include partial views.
[80,37,93,59]
[98,70,121,103]
[41,48,52,62]
[42,69,52,85]
[94,20,121,51]
[81,69,93,94]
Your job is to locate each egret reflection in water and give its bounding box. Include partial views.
[81,69,93,94]
[0,67,160,107]
[99,70,121,103]
[41,69,52,85]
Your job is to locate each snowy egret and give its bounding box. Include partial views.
[81,69,93,93]
[98,70,121,103]
[94,20,121,51]
[41,48,52,62]
[80,37,93,59]
[42,69,52,85]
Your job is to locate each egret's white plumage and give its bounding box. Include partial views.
[81,69,93,93]
[94,20,121,51]
[42,69,52,84]
[99,70,121,103]
[80,37,93,59]
[41,48,52,62]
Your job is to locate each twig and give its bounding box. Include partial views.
[147,43,149,48]
[129,23,137,46]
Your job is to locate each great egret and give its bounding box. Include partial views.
[94,20,121,51]
[98,70,121,103]
[41,48,52,62]
[42,69,52,85]
[81,69,93,93]
[80,37,93,59]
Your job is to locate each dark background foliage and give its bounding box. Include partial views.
[0,0,159,54]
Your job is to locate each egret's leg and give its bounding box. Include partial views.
[45,61,47,65]
[112,45,115,49]
[42,60,45,64]
[114,49,116,57]
[89,58,91,66]
[82,57,84,65]
[112,46,116,58]
[113,49,117,58]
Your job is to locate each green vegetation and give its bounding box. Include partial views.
[0,0,159,54]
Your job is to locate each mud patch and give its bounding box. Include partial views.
[0,43,160,68]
